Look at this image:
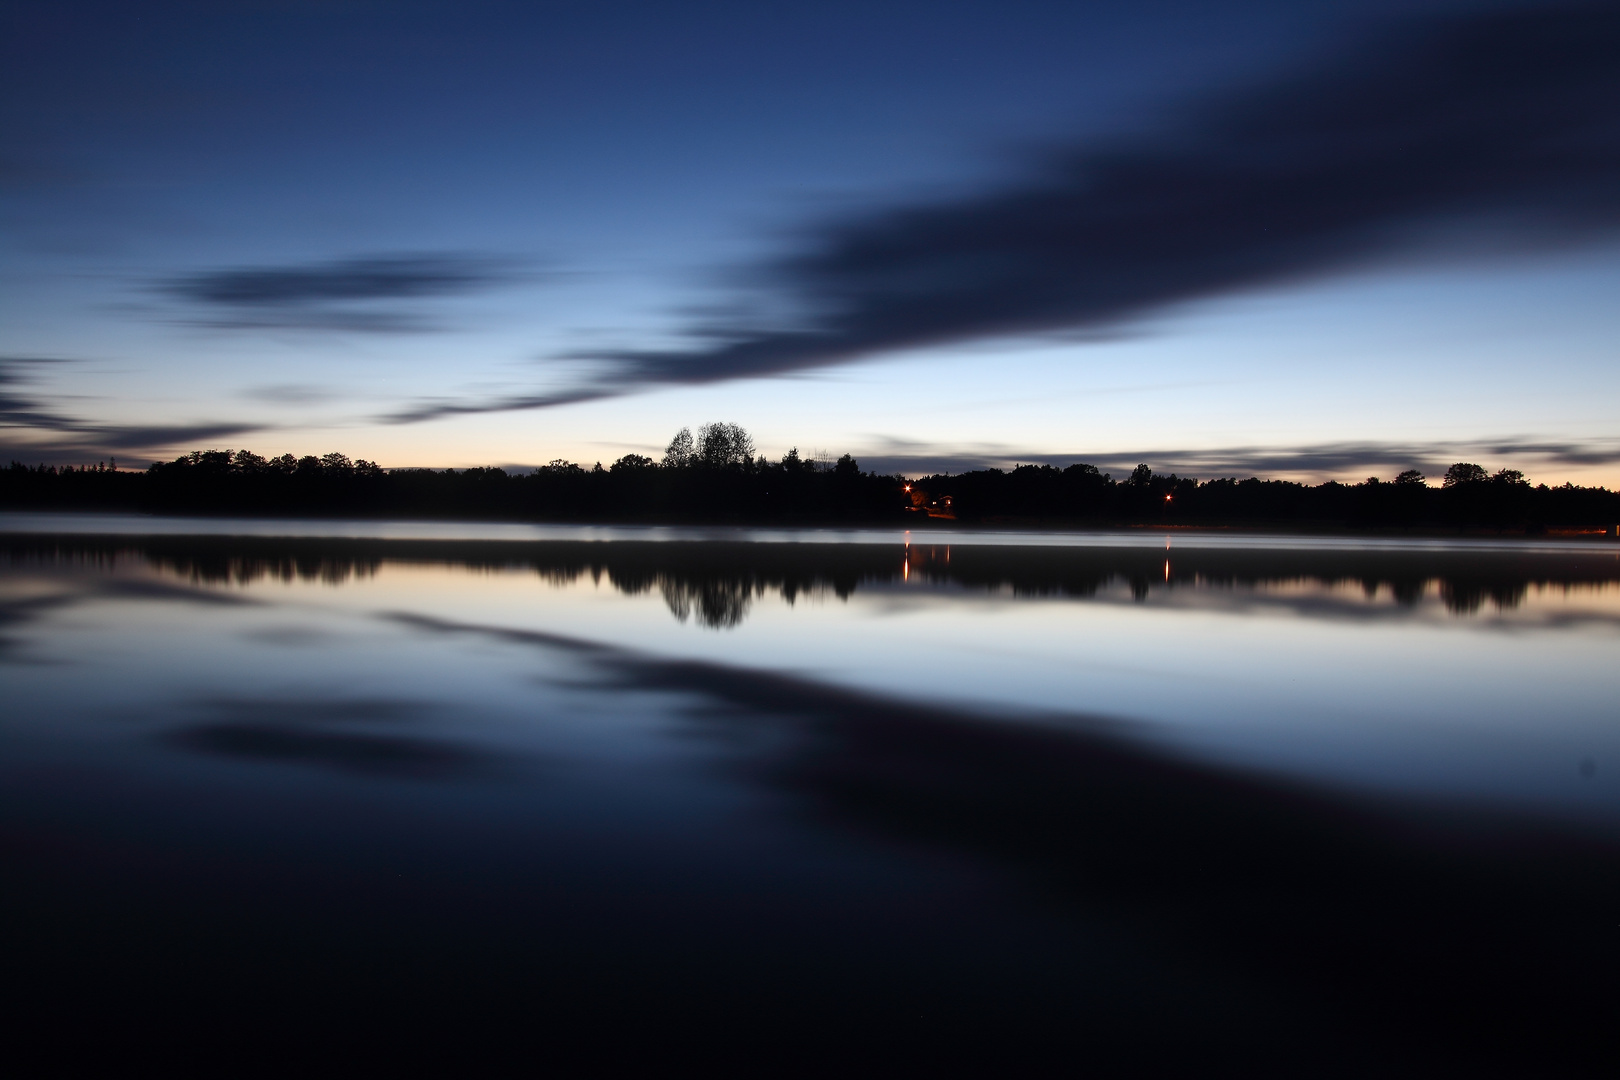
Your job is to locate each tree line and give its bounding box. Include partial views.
[0,425,898,523]
[910,460,1619,532]
[3,425,1618,531]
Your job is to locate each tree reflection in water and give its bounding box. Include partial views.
[8,534,1617,627]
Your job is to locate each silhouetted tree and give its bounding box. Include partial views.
[696,422,755,469]
[1443,463,1489,487]
[779,447,815,474]
[663,428,694,468]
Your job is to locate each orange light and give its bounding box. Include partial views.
[1165,494,1172,502]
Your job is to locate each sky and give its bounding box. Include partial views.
[3,0,1619,484]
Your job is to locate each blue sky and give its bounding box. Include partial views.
[4,0,1618,483]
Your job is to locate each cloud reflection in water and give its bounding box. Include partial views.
[385,607,1620,1075]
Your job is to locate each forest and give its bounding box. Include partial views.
[4,422,1618,533]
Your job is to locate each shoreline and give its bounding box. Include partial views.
[3,508,1615,549]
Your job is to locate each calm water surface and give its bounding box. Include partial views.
[4,516,1618,1073]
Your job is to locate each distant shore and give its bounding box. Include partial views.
[5,447,1618,535]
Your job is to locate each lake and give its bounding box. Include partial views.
[4,514,1618,1073]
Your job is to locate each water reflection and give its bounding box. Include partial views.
[387,609,1620,1074]
[3,530,1619,1073]
[162,696,493,778]
[7,534,1619,628]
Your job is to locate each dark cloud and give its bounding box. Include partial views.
[1124,439,1620,477]
[385,387,631,424]
[185,310,442,333]
[166,252,516,305]
[395,5,1620,418]
[0,426,265,465]
[0,357,77,429]
[0,356,264,463]
[159,252,526,333]
[858,436,1620,479]
[79,423,264,452]
[1480,440,1620,467]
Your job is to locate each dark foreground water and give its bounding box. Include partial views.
[3,515,1619,1074]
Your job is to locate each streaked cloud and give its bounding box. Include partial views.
[0,356,263,463]
[392,5,1620,420]
[157,252,527,333]
[857,436,1620,480]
